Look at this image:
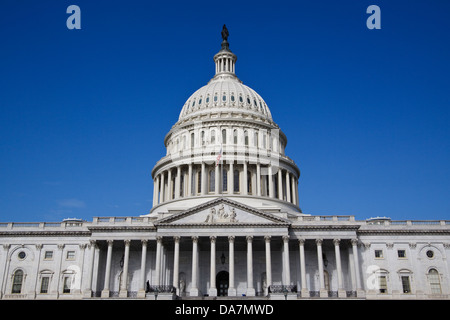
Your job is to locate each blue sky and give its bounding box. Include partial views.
[1,0,449,222]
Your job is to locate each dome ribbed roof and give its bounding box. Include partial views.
[177,30,273,125]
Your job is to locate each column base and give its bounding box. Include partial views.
[137,289,146,299]
[190,288,199,297]
[119,290,128,298]
[338,289,347,298]
[319,289,328,298]
[208,288,217,297]
[356,289,366,298]
[101,289,110,298]
[83,289,93,298]
[246,288,256,297]
[300,288,310,298]
[228,288,237,296]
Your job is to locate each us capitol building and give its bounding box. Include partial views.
[1,27,449,300]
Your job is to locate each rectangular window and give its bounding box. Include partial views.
[379,275,387,294]
[401,276,411,293]
[222,169,228,192]
[63,276,71,294]
[66,251,76,260]
[374,250,383,259]
[40,277,50,294]
[44,251,53,260]
[398,250,407,258]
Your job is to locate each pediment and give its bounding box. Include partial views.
[155,198,290,226]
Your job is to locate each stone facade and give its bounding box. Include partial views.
[1,29,449,300]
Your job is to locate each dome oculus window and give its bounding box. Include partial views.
[426,250,434,259]
[18,251,26,260]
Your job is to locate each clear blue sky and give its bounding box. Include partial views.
[1,0,449,222]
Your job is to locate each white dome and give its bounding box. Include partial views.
[178,77,273,123]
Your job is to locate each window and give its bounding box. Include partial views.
[254,132,259,147]
[231,94,235,102]
[239,95,243,103]
[427,269,442,294]
[233,129,237,144]
[12,270,24,294]
[209,170,215,193]
[222,168,228,192]
[40,276,50,294]
[206,95,210,103]
[214,94,218,102]
[374,250,384,259]
[197,171,202,194]
[211,130,216,144]
[44,251,53,260]
[201,131,205,146]
[191,133,195,148]
[378,275,387,294]
[401,276,411,293]
[426,250,434,259]
[233,170,240,193]
[397,250,406,258]
[222,94,226,102]
[63,276,72,294]
[66,251,76,260]
[244,130,248,146]
[222,129,227,144]
[18,251,26,260]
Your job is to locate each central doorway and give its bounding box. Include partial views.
[216,271,229,296]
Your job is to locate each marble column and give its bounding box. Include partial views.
[298,239,309,297]
[282,235,291,286]
[167,169,172,200]
[137,240,148,298]
[228,236,236,296]
[334,239,346,297]
[285,171,291,203]
[155,237,162,286]
[190,236,199,296]
[201,163,206,195]
[246,236,255,296]
[83,240,96,298]
[175,166,181,199]
[159,172,165,203]
[173,236,180,295]
[209,236,217,296]
[268,165,274,198]
[264,236,272,296]
[278,168,283,200]
[188,163,193,196]
[316,239,327,297]
[119,240,131,297]
[256,163,261,196]
[243,161,248,195]
[351,238,365,297]
[101,240,113,298]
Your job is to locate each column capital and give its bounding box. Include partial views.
[351,238,359,246]
[315,238,323,246]
[124,239,131,246]
[192,236,199,243]
[57,244,65,250]
[298,238,306,245]
[246,235,253,242]
[141,239,148,246]
[35,244,43,250]
[282,235,290,242]
[173,236,180,243]
[333,238,341,246]
[156,236,163,243]
[106,239,114,246]
[264,235,271,242]
[228,235,235,242]
[210,236,217,242]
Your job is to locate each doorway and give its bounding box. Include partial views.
[216,271,229,296]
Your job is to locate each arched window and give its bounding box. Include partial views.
[209,169,215,193]
[233,129,238,144]
[201,131,206,146]
[12,270,24,294]
[222,168,228,192]
[197,171,202,194]
[247,170,252,194]
[211,130,216,144]
[244,130,248,146]
[191,132,194,148]
[222,129,227,144]
[427,269,442,294]
[254,132,259,147]
[233,170,240,193]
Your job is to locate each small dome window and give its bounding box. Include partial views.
[254,99,257,107]
[231,94,235,102]
[239,96,243,103]
[206,96,210,103]
[214,94,218,102]
[192,99,196,107]
[222,94,226,101]
[199,98,202,105]
[247,97,251,105]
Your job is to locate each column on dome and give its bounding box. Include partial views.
[268,165,274,198]
[167,169,172,201]
[278,168,283,200]
[256,163,261,196]
[243,161,248,195]
[285,170,291,203]
[229,161,234,195]
[215,163,220,195]
[291,175,296,205]
[201,163,206,195]
[188,163,193,196]
[175,166,181,199]
[159,172,165,203]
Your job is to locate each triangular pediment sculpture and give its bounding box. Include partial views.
[155,198,290,226]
